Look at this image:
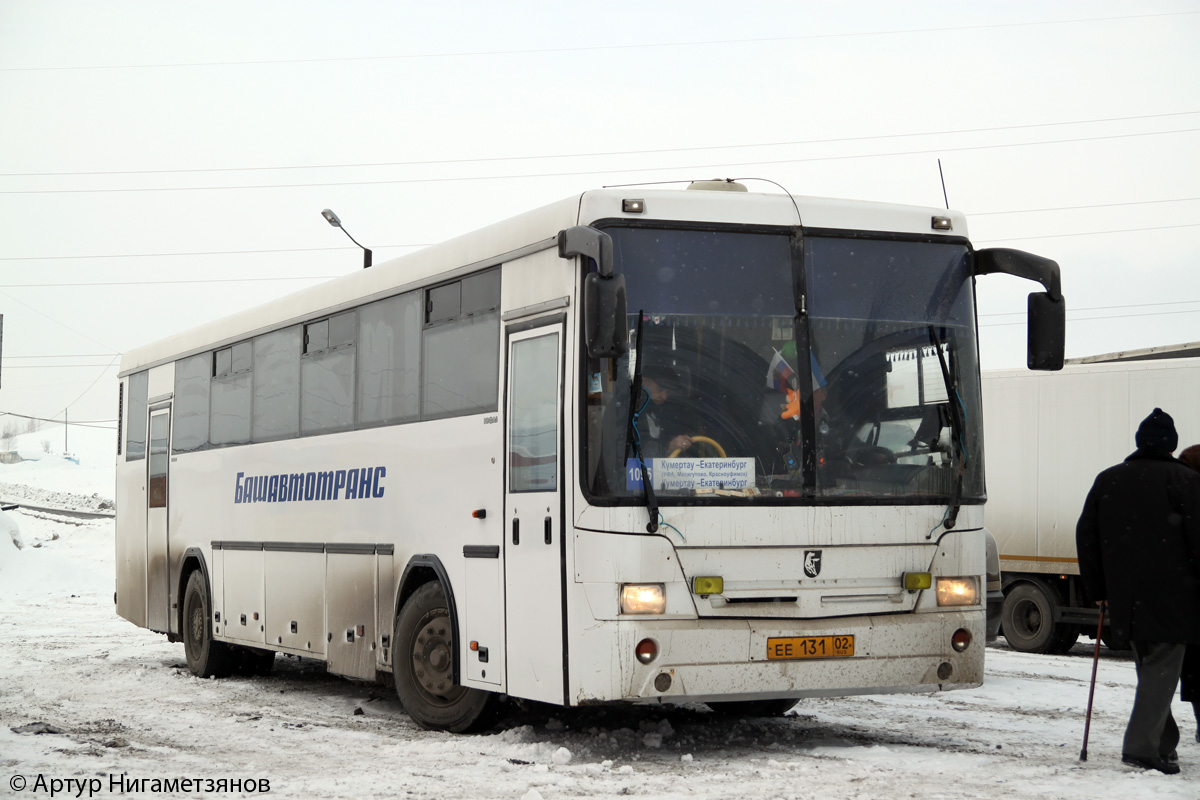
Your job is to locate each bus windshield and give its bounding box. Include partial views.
[583,226,983,504]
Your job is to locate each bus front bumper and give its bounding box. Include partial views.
[590,610,983,705]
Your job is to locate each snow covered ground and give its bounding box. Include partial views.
[1,458,1197,799]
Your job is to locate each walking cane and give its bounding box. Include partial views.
[1080,603,1105,761]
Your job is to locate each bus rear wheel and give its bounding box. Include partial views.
[182,570,233,678]
[393,582,496,733]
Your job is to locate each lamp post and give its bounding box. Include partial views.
[321,208,372,269]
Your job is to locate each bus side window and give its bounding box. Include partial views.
[125,371,149,461]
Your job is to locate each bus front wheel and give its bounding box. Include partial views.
[182,570,234,678]
[393,582,496,733]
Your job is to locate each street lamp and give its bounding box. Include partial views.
[321,208,373,269]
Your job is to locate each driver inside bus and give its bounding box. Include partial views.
[636,360,694,459]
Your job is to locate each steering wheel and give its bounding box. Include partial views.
[668,435,728,459]
[847,445,896,466]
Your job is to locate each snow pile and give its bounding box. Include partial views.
[1,508,22,549]
[0,462,115,512]
[0,426,116,506]
[0,511,112,594]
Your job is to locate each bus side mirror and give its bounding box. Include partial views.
[975,247,1066,372]
[559,226,627,357]
[1027,291,1065,371]
[583,273,627,358]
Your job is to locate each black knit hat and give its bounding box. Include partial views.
[1135,407,1178,453]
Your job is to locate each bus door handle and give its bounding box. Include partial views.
[512,518,519,545]
[544,516,552,545]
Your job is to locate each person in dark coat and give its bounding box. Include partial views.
[1177,443,1200,742]
[1076,408,1200,774]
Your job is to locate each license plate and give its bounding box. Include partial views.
[766,635,855,660]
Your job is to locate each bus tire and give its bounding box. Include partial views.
[182,570,234,678]
[393,582,496,733]
[707,699,797,717]
[1001,580,1066,654]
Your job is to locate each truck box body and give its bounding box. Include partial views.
[981,354,1200,652]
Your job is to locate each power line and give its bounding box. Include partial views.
[3,196,1196,267]
[3,127,1196,196]
[980,299,1200,318]
[4,220,1198,286]
[0,276,339,288]
[974,222,1200,243]
[1,12,1192,72]
[981,307,1200,327]
[5,353,116,359]
[0,289,118,353]
[4,111,1195,178]
[971,197,1200,216]
[1,411,118,425]
[4,364,122,370]
[0,244,423,263]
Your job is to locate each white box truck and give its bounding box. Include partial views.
[982,346,1200,653]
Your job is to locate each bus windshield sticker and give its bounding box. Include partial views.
[626,458,754,493]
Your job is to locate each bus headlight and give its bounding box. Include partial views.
[936,577,979,607]
[620,583,666,615]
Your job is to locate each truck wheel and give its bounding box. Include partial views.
[182,570,234,678]
[1001,581,1065,654]
[393,582,497,733]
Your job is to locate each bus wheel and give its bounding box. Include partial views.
[1001,580,1072,654]
[707,699,797,717]
[182,570,233,678]
[393,582,496,733]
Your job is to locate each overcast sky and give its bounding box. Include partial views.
[1,1,1197,446]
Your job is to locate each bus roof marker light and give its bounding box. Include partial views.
[931,216,953,231]
[321,207,373,269]
[622,198,645,213]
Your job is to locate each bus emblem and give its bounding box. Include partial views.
[803,550,822,578]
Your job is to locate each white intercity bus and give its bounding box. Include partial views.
[115,180,1065,731]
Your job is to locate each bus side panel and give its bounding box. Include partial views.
[376,552,394,671]
[327,552,377,680]
[463,555,504,687]
[221,548,265,645]
[264,550,325,655]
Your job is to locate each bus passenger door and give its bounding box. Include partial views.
[146,406,171,632]
[503,323,565,705]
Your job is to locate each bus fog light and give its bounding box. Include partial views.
[635,638,659,664]
[951,628,972,652]
[621,583,666,615]
[654,672,672,692]
[903,572,932,591]
[692,576,723,595]
[937,662,953,680]
[936,577,978,607]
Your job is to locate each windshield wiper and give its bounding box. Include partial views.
[928,326,966,532]
[626,312,660,533]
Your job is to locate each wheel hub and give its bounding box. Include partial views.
[413,616,456,699]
